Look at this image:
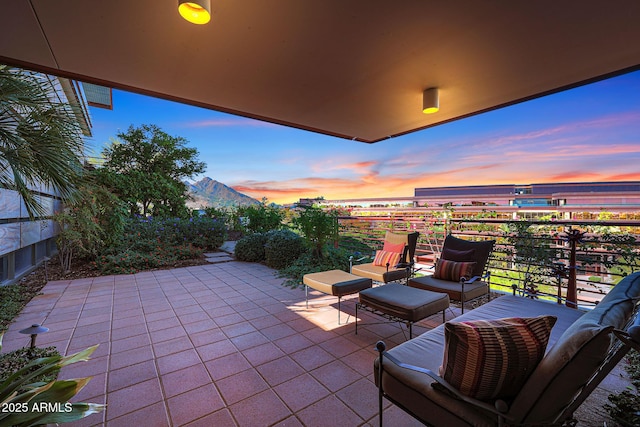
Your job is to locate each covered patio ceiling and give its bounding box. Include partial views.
[1,1,639,143]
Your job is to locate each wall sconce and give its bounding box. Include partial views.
[178,0,211,25]
[423,88,439,114]
[19,324,49,349]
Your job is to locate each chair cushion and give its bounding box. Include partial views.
[433,259,476,282]
[441,235,495,277]
[383,241,405,253]
[440,315,557,401]
[409,275,488,302]
[373,250,401,267]
[351,263,408,283]
[441,247,475,262]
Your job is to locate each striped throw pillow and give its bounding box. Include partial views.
[440,315,557,401]
[433,259,476,282]
[373,250,401,267]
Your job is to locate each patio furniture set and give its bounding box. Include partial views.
[303,231,493,336]
[302,231,640,426]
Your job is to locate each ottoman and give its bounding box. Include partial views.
[303,270,373,324]
[357,283,449,339]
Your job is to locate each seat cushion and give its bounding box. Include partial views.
[303,270,372,296]
[409,275,488,302]
[351,263,408,283]
[359,283,449,322]
[441,316,557,401]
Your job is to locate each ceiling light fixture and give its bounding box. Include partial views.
[422,88,439,114]
[178,0,211,25]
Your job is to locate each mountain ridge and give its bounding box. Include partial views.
[186,177,259,209]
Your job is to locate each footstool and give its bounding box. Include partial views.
[303,270,373,324]
[356,283,449,339]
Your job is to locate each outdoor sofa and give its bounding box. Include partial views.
[374,272,640,426]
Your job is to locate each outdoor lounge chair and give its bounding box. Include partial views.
[409,234,494,313]
[351,231,419,284]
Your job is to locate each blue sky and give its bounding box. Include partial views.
[87,70,640,204]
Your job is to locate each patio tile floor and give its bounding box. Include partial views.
[2,260,622,426]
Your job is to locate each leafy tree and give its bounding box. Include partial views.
[0,66,86,217]
[53,180,127,273]
[98,124,205,217]
[293,206,338,258]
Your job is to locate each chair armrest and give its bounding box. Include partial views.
[376,342,511,420]
[461,271,490,284]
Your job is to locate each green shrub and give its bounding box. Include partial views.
[121,217,225,251]
[293,206,338,258]
[237,202,285,233]
[264,229,306,269]
[96,244,203,275]
[279,246,351,287]
[234,233,268,263]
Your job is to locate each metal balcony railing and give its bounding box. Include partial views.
[337,215,640,308]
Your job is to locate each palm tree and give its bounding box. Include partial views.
[0,65,86,217]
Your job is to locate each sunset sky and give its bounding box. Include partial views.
[87,70,640,205]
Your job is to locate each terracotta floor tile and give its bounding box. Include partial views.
[167,384,224,426]
[229,389,292,427]
[242,342,286,367]
[108,359,158,392]
[111,323,148,340]
[216,368,269,405]
[256,357,305,387]
[205,352,251,380]
[107,401,169,427]
[230,331,270,351]
[150,325,187,344]
[196,338,237,361]
[156,348,201,375]
[274,333,314,354]
[161,363,212,398]
[289,345,336,371]
[183,408,236,427]
[215,313,246,327]
[296,395,363,427]
[153,335,194,357]
[106,378,163,420]
[183,318,218,334]
[336,378,380,421]
[273,373,330,412]
[147,316,182,332]
[220,321,258,338]
[261,323,297,341]
[310,359,362,392]
[110,333,151,354]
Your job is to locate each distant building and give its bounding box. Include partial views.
[0,72,94,285]
[313,181,640,220]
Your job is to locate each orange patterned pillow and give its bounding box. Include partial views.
[433,259,476,282]
[373,250,401,267]
[440,316,557,401]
